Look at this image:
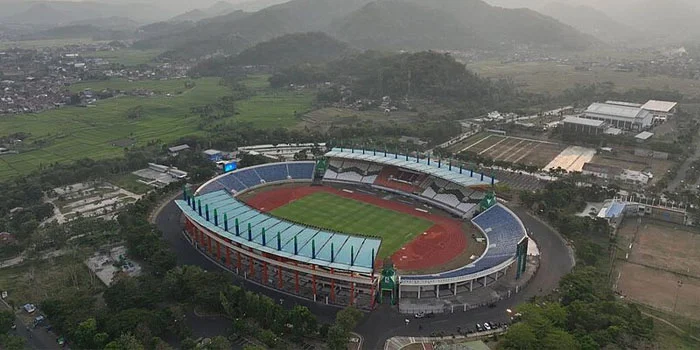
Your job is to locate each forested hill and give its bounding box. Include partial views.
[270,51,518,108]
[133,0,594,58]
[232,32,352,67]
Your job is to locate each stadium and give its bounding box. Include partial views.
[175,148,530,310]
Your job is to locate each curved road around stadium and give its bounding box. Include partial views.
[155,197,574,349]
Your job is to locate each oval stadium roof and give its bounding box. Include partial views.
[325,148,496,188]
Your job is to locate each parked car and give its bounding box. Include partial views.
[475,323,483,332]
[414,312,425,319]
[483,322,491,331]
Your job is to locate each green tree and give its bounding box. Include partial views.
[288,305,317,339]
[0,334,24,350]
[74,318,100,349]
[242,345,267,350]
[502,323,538,350]
[326,324,349,350]
[104,333,144,350]
[206,336,232,350]
[0,310,14,333]
[542,329,580,350]
[335,307,362,331]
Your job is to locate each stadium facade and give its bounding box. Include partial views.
[176,148,529,309]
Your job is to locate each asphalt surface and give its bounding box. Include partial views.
[8,314,61,350]
[668,127,700,192]
[156,200,575,350]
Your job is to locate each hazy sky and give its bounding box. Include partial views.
[0,0,252,14]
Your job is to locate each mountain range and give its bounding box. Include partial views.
[135,0,596,58]
[169,1,239,22]
[537,2,640,44]
[487,0,700,45]
[0,1,180,25]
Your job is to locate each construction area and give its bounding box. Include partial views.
[615,219,700,320]
[45,182,142,223]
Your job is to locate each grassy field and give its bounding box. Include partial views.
[83,49,164,66]
[0,255,103,307]
[0,75,315,180]
[467,61,700,98]
[109,173,153,195]
[270,192,433,258]
[69,78,192,93]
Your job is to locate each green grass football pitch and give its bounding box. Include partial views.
[270,192,434,258]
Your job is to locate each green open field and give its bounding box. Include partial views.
[0,255,103,307]
[0,75,314,180]
[270,192,433,258]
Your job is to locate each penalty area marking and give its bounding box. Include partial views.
[415,208,429,213]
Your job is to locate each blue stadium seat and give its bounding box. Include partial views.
[287,162,315,179]
[234,169,263,187]
[218,173,248,192]
[255,164,288,183]
[402,204,526,281]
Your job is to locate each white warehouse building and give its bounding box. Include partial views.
[581,100,677,131]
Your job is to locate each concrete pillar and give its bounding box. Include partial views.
[436,285,440,299]
[417,286,421,299]
[398,284,401,299]
[454,283,457,295]
[495,271,499,281]
[470,280,473,291]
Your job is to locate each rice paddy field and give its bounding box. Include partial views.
[270,192,434,258]
[0,75,314,180]
[68,78,191,93]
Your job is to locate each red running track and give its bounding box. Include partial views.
[243,185,466,272]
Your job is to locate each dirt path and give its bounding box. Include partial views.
[641,311,700,342]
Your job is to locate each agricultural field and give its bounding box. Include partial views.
[615,219,700,321]
[466,61,700,99]
[448,133,567,169]
[69,78,191,94]
[0,38,105,49]
[300,107,423,133]
[83,49,164,66]
[270,192,434,258]
[0,75,315,180]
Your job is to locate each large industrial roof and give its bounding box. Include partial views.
[641,100,677,113]
[563,116,606,127]
[585,102,645,121]
[177,190,381,274]
[325,148,495,188]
